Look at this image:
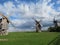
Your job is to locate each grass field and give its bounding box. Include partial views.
[0,32,60,45]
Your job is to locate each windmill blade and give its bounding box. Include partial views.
[32,17,43,23]
[4,16,17,28]
[6,12,17,28]
[7,17,18,28]
[32,17,36,21]
[9,20,17,28]
[6,11,14,17]
[39,19,42,22]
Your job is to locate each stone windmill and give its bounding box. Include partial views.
[0,13,16,35]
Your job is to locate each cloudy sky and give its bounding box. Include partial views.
[0,0,60,32]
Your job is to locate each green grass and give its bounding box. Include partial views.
[0,32,60,45]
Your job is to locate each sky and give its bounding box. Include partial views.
[0,0,60,32]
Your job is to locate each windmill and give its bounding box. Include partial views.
[53,16,58,27]
[0,12,16,35]
[32,17,42,32]
[52,14,60,27]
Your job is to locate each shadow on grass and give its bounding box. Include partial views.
[48,35,60,45]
